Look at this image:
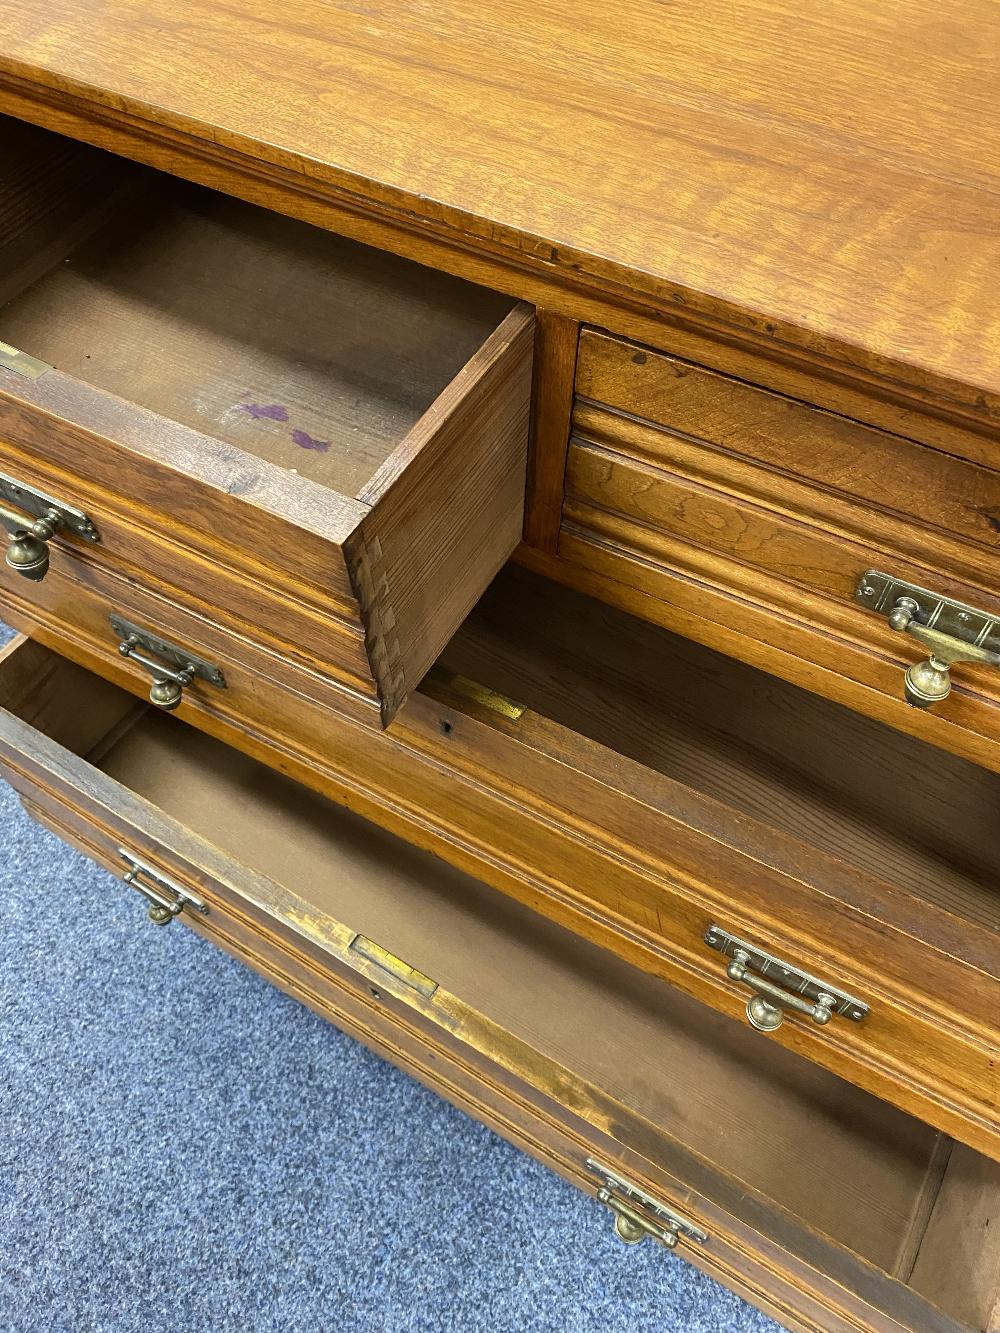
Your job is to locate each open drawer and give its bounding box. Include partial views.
[2,562,998,1160]
[1,633,998,1333]
[0,115,533,725]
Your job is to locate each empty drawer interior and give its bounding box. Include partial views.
[0,115,515,499]
[442,569,1000,939]
[4,645,999,1332]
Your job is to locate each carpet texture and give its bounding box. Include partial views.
[0,623,783,1333]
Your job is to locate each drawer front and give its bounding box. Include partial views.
[0,520,388,730]
[0,117,533,725]
[566,329,1000,769]
[4,582,998,1162]
[1,638,994,1333]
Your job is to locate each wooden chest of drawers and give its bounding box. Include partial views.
[0,5,998,1329]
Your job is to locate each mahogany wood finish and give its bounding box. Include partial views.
[0,120,533,725]
[1,555,997,1162]
[1,634,998,1333]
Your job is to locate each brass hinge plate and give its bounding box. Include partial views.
[705,925,869,1022]
[0,469,99,543]
[109,615,226,688]
[348,934,438,997]
[586,1159,707,1245]
[0,340,51,381]
[856,571,1000,654]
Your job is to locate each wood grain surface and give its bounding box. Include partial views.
[348,306,534,720]
[0,0,998,434]
[1,175,514,498]
[557,327,1000,768]
[2,562,997,1158]
[0,117,137,306]
[523,311,579,550]
[0,636,996,1331]
[0,120,533,724]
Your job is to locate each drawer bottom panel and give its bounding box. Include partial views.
[22,797,857,1333]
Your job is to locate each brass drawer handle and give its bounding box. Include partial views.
[888,598,999,709]
[705,926,869,1033]
[856,572,1000,709]
[598,1189,681,1248]
[0,469,99,582]
[4,507,62,581]
[727,950,836,1031]
[118,634,196,711]
[587,1160,707,1251]
[119,848,208,926]
[111,615,226,711]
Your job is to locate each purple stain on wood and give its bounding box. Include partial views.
[291,428,331,453]
[242,402,289,422]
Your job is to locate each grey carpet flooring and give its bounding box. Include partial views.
[0,622,783,1333]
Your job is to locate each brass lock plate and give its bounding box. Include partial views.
[426,668,526,721]
[109,615,226,688]
[0,469,99,542]
[856,571,1000,654]
[586,1159,707,1244]
[705,926,869,1022]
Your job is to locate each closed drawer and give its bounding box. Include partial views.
[565,328,1000,769]
[5,564,998,1160]
[2,632,999,1333]
[0,116,533,726]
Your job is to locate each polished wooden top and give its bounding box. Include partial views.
[1,0,998,418]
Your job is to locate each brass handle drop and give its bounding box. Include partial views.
[705,926,869,1033]
[123,863,185,924]
[597,1188,679,1248]
[120,849,208,926]
[118,634,195,711]
[727,950,836,1032]
[3,506,61,581]
[0,470,99,580]
[888,597,1000,709]
[588,1160,708,1252]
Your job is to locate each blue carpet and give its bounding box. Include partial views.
[0,622,783,1333]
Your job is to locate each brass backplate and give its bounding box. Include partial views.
[109,615,226,688]
[704,925,869,1022]
[0,469,99,542]
[856,571,1000,653]
[586,1159,707,1244]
